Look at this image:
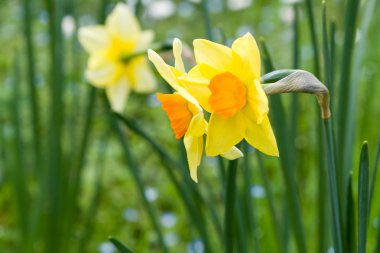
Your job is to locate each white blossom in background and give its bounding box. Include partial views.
[187,239,204,253]
[99,242,116,253]
[145,187,158,202]
[123,208,139,222]
[164,233,179,246]
[160,212,177,228]
[178,1,195,18]
[250,185,266,198]
[61,15,76,39]
[227,0,252,11]
[279,6,294,25]
[147,0,176,20]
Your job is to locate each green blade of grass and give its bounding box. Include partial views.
[304,0,320,77]
[21,0,40,171]
[260,39,307,253]
[105,97,168,253]
[369,132,380,211]
[256,153,283,251]
[109,237,134,253]
[358,142,369,253]
[10,55,28,252]
[346,172,356,253]
[224,157,239,253]
[336,0,361,211]
[114,113,216,252]
[323,118,343,253]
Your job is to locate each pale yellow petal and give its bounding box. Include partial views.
[179,67,212,112]
[86,54,116,87]
[221,146,244,160]
[243,79,269,124]
[186,111,206,137]
[130,59,157,93]
[147,49,180,90]
[206,112,246,156]
[173,38,185,73]
[78,26,111,53]
[184,135,204,183]
[135,30,155,52]
[105,77,131,112]
[106,3,140,40]
[245,116,279,156]
[232,33,261,79]
[193,39,233,72]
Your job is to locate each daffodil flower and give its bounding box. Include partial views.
[148,39,243,182]
[78,3,156,112]
[179,33,279,157]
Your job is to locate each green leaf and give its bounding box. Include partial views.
[109,237,134,253]
[358,142,369,253]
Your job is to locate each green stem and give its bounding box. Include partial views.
[358,142,369,253]
[224,158,239,253]
[201,0,214,41]
[304,0,320,78]
[105,98,168,253]
[323,119,343,253]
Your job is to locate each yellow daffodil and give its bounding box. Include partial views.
[179,33,279,157]
[148,39,243,182]
[78,3,156,112]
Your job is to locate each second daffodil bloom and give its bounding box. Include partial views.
[78,3,156,112]
[148,39,243,182]
[180,33,279,157]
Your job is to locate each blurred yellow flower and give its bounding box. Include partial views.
[180,33,279,157]
[148,39,242,182]
[78,3,156,112]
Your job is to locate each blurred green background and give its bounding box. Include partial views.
[0,0,379,252]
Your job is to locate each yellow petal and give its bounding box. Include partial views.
[78,26,110,53]
[135,30,155,52]
[106,77,131,112]
[221,146,244,160]
[184,135,204,183]
[147,49,180,90]
[173,38,185,73]
[106,3,140,40]
[186,111,206,137]
[232,33,261,79]
[193,39,233,73]
[243,79,269,124]
[245,116,279,156]
[86,54,116,87]
[179,67,212,112]
[206,112,246,156]
[130,58,157,93]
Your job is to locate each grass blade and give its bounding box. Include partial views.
[369,131,380,210]
[224,158,239,253]
[304,0,320,77]
[358,142,369,253]
[105,97,168,253]
[260,39,307,253]
[109,237,134,253]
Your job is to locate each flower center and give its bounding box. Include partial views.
[107,37,135,64]
[156,93,193,139]
[208,72,247,117]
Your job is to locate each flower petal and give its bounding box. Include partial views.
[173,38,185,73]
[193,39,233,72]
[232,33,261,79]
[184,135,203,183]
[106,3,140,40]
[78,26,111,53]
[148,49,180,90]
[221,146,244,160]
[206,112,246,156]
[245,116,279,156]
[135,30,155,52]
[86,54,116,87]
[105,77,131,112]
[243,79,269,124]
[186,111,206,137]
[130,58,157,93]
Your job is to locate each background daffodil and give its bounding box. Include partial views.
[148,39,242,182]
[78,3,156,112]
[179,33,279,157]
